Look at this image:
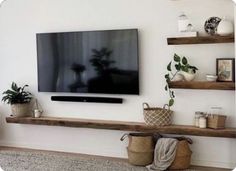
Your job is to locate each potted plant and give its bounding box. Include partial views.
[2,82,32,117]
[165,54,198,106]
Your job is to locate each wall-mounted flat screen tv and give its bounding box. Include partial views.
[37,29,139,95]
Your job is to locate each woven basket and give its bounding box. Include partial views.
[169,140,192,170]
[143,103,173,126]
[120,133,154,152]
[127,147,154,166]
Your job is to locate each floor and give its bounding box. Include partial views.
[0,146,232,171]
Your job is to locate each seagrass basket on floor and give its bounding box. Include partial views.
[143,103,173,126]
[120,133,155,166]
[169,140,192,170]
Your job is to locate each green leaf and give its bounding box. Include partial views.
[169,99,174,107]
[181,65,189,72]
[182,57,188,65]
[167,62,172,71]
[11,82,18,92]
[175,63,181,71]
[189,66,198,70]
[165,74,169,79]
[165,85,168,91]
[171,91,175,98]
[174,54,181,62]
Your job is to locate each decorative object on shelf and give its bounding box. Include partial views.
[143,103,173,126]
[120,133,154,166]
[207,106,226,129]
[2,82,32,117]
[216,58,235,82]
[33,99,43,118]
[207,114,227,129]
[194,111,205,127]
[206,74,218,82]
[194,111,207,128]
[178,12,189,32]
[204,17,221,35]
[165,54,198,106]
[176,12,198,38]
[217,17,234,36]
[199,116,207,129]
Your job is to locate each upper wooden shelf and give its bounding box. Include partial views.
[167,35,234,45]
[6,116,236,138]
[169,81,235,90]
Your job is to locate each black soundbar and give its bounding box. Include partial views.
[51,96,123,104]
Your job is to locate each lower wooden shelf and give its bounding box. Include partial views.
[6,116,236,138]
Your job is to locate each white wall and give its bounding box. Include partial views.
[0,0,235,169]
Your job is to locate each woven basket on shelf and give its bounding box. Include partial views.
[143,103,173,126]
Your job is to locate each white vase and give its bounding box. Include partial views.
[217,18,234,36]
[11,103,30,117]
[181,71,196,81]
[178,12,189,32]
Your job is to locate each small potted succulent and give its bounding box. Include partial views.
[165,54,198,106]
[2,82,32,117]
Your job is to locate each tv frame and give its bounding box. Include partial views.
[36,28,140,95]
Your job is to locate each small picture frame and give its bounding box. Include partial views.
[216,58,235,82]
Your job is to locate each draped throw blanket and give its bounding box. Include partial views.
[147,138,178,171]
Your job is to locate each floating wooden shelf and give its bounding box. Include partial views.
[6,117,236,138]
[169,81,235,90]
[167,35,234,45]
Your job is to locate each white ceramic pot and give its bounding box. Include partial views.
[181,71,196,81]
[34,109,42,118]
[11,103,30,117]
[217,18,234,36]
[172,73,184,81]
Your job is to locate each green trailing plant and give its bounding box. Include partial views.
[164,54,198,107]
[2,82,32,105]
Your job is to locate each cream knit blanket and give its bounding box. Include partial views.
[147,138,178,171]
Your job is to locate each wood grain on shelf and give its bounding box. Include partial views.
[167,35,234,45]
[169,81,235,90]
[6,117,236,138]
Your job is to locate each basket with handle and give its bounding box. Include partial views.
[143,103,173,126]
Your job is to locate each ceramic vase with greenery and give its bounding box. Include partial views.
[165,54,198,107]
[2,82,32,117]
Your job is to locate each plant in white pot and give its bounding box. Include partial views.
[2,82,32,117]
[165,54,198,106]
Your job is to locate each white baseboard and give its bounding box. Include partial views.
[192,159,235,169]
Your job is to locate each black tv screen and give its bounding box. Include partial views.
[37,29,139,94]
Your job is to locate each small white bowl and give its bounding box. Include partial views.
[206,74,218,82]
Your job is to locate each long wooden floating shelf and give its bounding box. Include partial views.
[169,81,235,90]
[6,117,236,138]
[167,35,234,45]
